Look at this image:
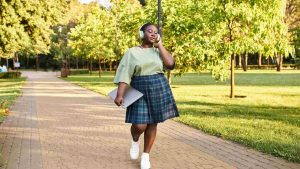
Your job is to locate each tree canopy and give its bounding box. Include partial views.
[0,0,68,58]
[1,0,298,80]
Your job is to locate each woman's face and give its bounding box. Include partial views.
[143,25,158,44]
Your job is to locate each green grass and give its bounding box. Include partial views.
[64,70,300,163]
[0,77,26,122]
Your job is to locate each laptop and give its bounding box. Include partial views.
[108,87,143,108]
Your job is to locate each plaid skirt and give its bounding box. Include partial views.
[126,73,179,124]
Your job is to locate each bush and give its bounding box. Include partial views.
[0,72,21,79]
[246,64,297,70]
[69,69,89,75]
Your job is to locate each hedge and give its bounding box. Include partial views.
[69,69,89,75]
[0,72,21,79]
[246,64,298,69]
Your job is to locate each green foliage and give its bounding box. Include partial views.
[0,72,22,79]
[0,0,29,57]
[111,0,146,58]
[68,0,145,64]
[141,0,295,80]
[0,0,68,58]
[66,0,296,81]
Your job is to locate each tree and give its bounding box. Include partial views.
[285,0,300,32]
[143,0,294,97]
[0,0,68,70]
[0,0,30,58]
[68,0,145,76]
[110,0,145,59]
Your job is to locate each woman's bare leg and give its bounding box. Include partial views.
[143,123,157,153]
[131,124,147,141]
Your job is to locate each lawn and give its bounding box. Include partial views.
[0,77,26,122]
[64,70,300,162]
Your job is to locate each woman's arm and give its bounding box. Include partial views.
[114,82,129,106]
[157,43,175,69]
[155,35,175,69]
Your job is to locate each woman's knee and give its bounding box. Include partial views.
[132,124,147,132]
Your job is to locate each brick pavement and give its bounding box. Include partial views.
[0,71,299,169]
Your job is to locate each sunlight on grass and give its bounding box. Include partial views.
[0,78,26,122]
[64,70,300,162]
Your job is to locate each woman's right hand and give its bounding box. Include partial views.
[115,82,128,107]
[114,95,124,107]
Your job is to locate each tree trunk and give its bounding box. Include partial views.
[280,55,283,70]
[6,58,9,69]
[242,52,248,71]
[90,58,93,75]
[238,55,242,68]
[13,53,16,70]
[258,53,262,68]
[167,70,171,84]
[98,57,102,78]
[234,54,237,68]
[67,54,70,71]
[158,0,162,36]
[82,57,85,69]
[67,54,70,75]
[276,54,282,72]
[76,57,79,69]
[36,55,39,71]
[13,58,15,69]
[14,52,19,72]
[26,56,29,68]
[267,56,270,65]
[230,53,235,98]
[110,61,113,71]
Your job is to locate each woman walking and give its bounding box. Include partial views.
[113,23,179,169]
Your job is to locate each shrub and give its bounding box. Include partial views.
[69,69,89,75]
[0,72,21,79]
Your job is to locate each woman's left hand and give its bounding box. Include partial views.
[154,34,162,48]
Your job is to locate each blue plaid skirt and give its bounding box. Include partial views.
[126,73,179,124]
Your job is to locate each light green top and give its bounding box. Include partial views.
[113,46,163,85]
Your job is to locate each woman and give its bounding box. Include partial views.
[113,23,179,169]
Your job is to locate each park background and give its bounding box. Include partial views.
[0,0,299,164]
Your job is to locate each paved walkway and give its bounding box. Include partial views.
[0,71,299,169]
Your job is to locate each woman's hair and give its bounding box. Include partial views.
[140,23,156,32]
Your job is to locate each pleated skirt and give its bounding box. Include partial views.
[126,73,179,124]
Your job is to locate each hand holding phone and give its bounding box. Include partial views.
[154,34,162,48]
[156,34,161,43]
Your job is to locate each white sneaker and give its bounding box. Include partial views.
[130,140,139,160]
[140,153,151,169]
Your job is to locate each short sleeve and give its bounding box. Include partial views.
[113,50,135,85]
